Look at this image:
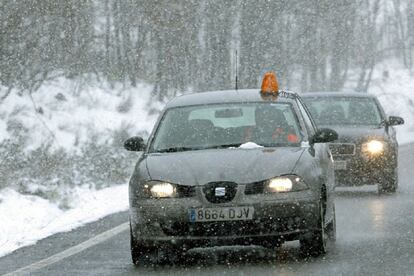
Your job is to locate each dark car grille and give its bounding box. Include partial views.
[329,143,356,155]
[176,185,196,197]
[203,182,237,203]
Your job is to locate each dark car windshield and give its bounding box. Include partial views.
[303,96,383,126]
[150,102,303,152]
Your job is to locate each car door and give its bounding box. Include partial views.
[296,98,335,222]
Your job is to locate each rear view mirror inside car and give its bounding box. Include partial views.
[215,108,243,118]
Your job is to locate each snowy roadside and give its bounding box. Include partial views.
[397,131,414,145]
[368,60,414,145]
[0,77,159,151]
[0,77,156,258]
[0,184,128,257]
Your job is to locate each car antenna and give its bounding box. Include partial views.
[235,50,238,91]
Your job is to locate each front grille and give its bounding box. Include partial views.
[176,185,196,197]
[329,143,356,155]
[203,182,237,203]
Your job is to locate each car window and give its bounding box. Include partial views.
[150,102,303,152]
[296,99,317,137]
[303,97,383,126]
[189,106,256,128]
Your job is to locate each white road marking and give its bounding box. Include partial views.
[4,222,129,276]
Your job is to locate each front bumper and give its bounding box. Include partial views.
[130,189,319,248]
[334,154,395,186]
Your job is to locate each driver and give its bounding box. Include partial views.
[245,105,299,144]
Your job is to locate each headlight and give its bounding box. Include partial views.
[266,176,308,193]
[144,181,177,198]
[362,140,384,155]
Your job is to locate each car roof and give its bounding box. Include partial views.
[300,91,377,99]
[165,89,298,108]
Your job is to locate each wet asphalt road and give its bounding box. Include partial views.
[1,143,414,276]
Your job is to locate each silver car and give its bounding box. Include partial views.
[124,89,338,265]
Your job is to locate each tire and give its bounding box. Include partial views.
[300,202,327,257]
[130,224,185,266]
[130,226,155,266]
[326,205,336,241]
[378,167,398,194]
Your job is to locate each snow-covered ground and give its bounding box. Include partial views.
[0,77,159,151]
[367,61,414,145]
[1,63,414,258]
[0,184,128,257]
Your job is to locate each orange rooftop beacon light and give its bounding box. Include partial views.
[260,71,279,100]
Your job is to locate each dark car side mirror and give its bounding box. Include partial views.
[310,128,338,145]
[388,116,404,126]
[124,136,146,151]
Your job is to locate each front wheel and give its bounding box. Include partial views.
[130,226,156,266]
[130,225,185,266]
[300,203,327,257]
[378,168,398,194]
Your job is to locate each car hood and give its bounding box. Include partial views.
[145,147,305,186]
[320,125,386,143]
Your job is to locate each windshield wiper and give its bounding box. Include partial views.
[202,143,243,149]
[154,147,197,153]
[155,143,245,153]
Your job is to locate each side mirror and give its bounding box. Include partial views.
[124,136,146,151]
[310,128,338,145]
[388,116,404,126]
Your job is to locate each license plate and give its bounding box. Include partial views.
[334,160,347,170]
[190,206,254,222]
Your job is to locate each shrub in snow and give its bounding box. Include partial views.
[0,136,138,206]
[0,77,157,205]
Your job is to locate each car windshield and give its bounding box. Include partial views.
[150,102,303,152]
[303,96,383,126]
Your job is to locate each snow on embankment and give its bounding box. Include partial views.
[0,77,157,150]
[368,61,414,145]
[0,184,128,257]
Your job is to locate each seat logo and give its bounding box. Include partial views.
[215,187,226,197]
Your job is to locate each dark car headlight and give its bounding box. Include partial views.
[265,175,308,193]
[144,181,177,198]
[362,140,385,156]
